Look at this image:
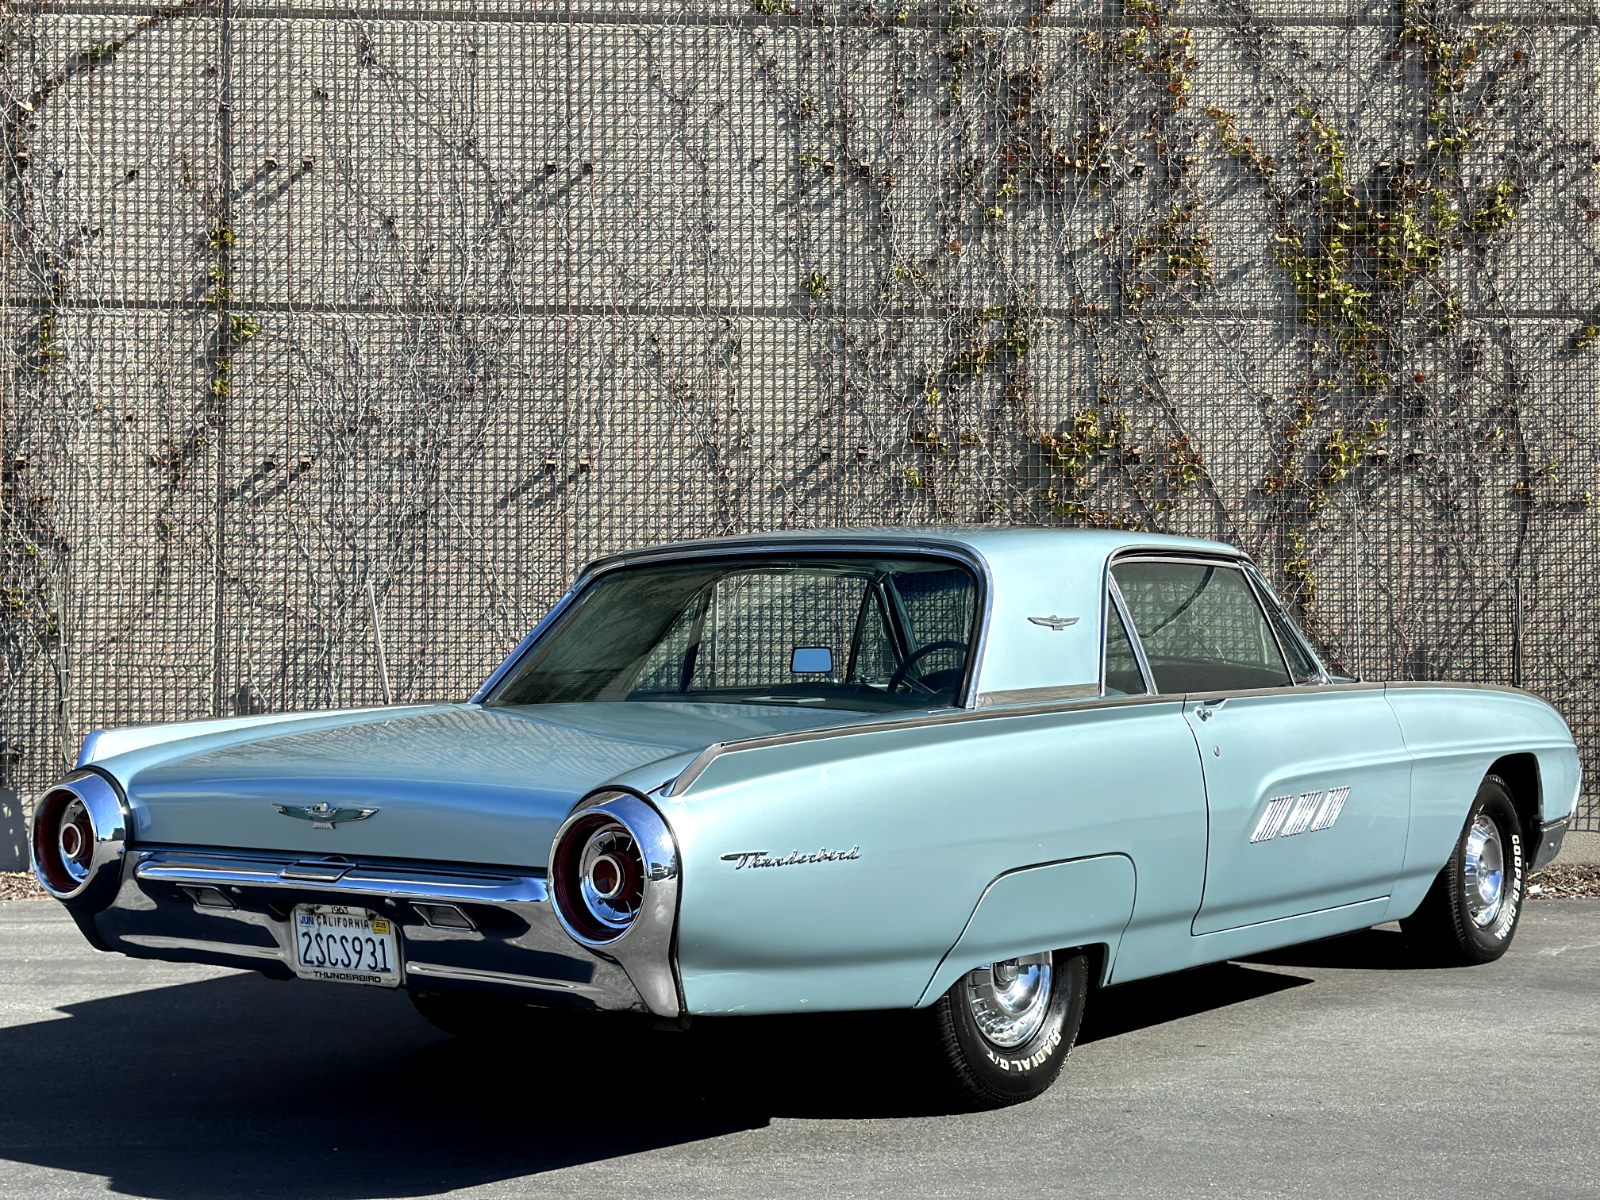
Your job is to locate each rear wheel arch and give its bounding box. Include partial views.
[1078,940,1110,990]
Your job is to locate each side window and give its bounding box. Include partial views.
[1104,603,1146,696]
[1111,560,1292,694]
[1245,566,1325,684]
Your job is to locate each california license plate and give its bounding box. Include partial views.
[292,905,401,987]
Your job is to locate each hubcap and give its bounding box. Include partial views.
[964,953,1052,1048]
[1463,813,1506,929]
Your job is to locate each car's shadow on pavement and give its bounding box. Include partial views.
[1,961,1310,1199]
[1242,925,1434,971]
[1080,960,1309,1044]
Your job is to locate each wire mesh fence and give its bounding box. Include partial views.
[2,0,1597,831]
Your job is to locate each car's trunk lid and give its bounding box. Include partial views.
[113,702,864,868]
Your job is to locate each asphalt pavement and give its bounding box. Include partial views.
[2,899,1597,1200]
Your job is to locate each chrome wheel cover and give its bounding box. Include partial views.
[963,953,1052,1048]
[1463,813,1507,929]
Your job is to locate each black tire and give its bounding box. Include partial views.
[919,950,1088,1110]
[408,990,583,1040]
[1400,774,1526,965]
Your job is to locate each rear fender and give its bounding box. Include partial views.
[916,854,1136,1006]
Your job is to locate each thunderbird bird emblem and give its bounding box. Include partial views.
[272,802,379,830]
[1027,615,1080,631]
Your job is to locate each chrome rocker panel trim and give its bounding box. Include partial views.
[96,847,668,1015]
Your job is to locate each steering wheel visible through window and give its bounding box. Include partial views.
[888,640,970,694]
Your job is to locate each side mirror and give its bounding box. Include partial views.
[790,646,833,674]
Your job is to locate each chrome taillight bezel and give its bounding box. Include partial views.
[550,790,681,1017]
[30,771,129,908]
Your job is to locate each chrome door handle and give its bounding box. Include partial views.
[1195,698,1227,721]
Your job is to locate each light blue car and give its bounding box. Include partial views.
[32,528,1581,1108]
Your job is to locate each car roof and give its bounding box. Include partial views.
[580,527,1250,700]
[586,525,1245,574]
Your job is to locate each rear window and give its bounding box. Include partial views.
[486,556,980,713]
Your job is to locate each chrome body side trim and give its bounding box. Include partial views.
[665,690,1185,797]
[99,846,649,1012]
[1382,680,1550,700]
[664,680,1407,798]
[976,684,1099,708]
[1533,816,1569,871]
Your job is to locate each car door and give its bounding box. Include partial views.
[1111,556,1412,935]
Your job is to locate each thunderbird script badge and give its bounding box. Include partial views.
[272,802,379,830]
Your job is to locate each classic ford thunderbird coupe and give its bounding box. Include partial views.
[33,528,1580,1107]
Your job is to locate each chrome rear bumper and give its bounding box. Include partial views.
[90,847,658,1014]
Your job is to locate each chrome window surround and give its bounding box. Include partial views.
[549,790,683,1017]
[30,770,129,906]
[1239,561,1332,685]
[1104,576,1156,697]
[1104,550,1303,696]
[470,537,996,712]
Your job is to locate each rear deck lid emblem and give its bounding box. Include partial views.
[1027,615,1079,631]
[273,802,379,830]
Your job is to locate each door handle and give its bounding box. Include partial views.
[1195,697,1227,721]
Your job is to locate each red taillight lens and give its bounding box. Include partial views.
[32,788,95,895]
[551,812,647,943]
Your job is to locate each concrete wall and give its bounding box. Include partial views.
[3,1,1598,830]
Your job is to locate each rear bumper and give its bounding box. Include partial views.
[87,846,659,1014]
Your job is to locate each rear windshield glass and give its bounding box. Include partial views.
[485,556,981,713]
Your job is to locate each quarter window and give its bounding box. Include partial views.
[1111,560,1291,694]
[1245,565,1325,684]
[1104,603,1146,696]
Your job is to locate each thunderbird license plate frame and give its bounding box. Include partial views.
[291,904,402,987]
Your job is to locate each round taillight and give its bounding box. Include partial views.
[548,792,681,1015]
[57,797,95,883]
[552,812,647,943]
[30,774,128,906]
[33,788,96,895]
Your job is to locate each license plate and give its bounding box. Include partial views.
[292,905,401,987]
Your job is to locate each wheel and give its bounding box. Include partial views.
[920,949,1088,1110]
[408,990,584,1040]
[1400,774,1526,965]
